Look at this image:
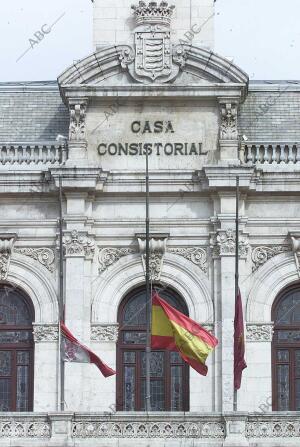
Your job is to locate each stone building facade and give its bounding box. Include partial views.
[0,1,300,446]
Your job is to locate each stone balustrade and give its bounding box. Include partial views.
[0,142,67,166]
[241,142,300,165]
[1,412,300,446]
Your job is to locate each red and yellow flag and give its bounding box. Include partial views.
[151,294,218,376]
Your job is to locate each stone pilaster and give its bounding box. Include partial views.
[210,220,249,412]
[67,98,88,164]
[218,99,240,163]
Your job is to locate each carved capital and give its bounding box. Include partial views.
[138,237,167,281]
[168,247,207,273]
[252,245,290,272]
[246,323,274,342]
[14,247,55,272]
[91,324,119,342]
[0,234,16,280]
[69,100,87,141]
[98,247,136,273]
[63,230,95,259]
[211,229,249,259]
[219,102,238,140]
[33,324,59,342]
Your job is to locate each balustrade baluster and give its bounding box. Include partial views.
[296,144,300,164]
[280,145,285,164]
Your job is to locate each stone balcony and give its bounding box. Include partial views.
[0,142,67,167]
[241,141,300,166]
[1,412,300,447]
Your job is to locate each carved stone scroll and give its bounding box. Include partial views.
[168,247,207,273]
[14,248,55,272]
[98,247,136,273]
[252,245,290,272]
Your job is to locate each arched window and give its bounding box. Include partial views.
[0,285,34,411]
[117,286,189,411]
[272,284,300,410]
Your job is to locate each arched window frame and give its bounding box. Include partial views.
[0,284,35,412]
[272,283,300,411]
[116,285,190,412]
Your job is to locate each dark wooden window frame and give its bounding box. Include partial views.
[116,285,190,411]
[0,284,34,412]
[272,283,300,411]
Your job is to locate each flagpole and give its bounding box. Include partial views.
[233,175,239,411]
[59,176,65,411]
[145,146,152,412]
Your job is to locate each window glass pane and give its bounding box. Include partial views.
[0,331,32,344]
[124,352,135,363]
[141,352,164,377]
[124,366,135,411]
[171,366,182,411]
[171,352,183,364]
[16,365,29,411]
[277,364,289,410]
[296,379,300,411]
[295,351,300,377]
[0,351,12,376]
[277,349,289,362]
[123,294,146,326]
[123,332,146,344]
[17,351,30,365]
[278,331,300,342]
[276,292,300,325]
[141,380,164,411]
[0,378,11,411]
[0,289,31,325]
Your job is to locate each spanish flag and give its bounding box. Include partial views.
[151,294,218,376]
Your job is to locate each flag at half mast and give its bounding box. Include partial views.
[61,322,116,378]
[151,294,218,376]
[234,289,247,389]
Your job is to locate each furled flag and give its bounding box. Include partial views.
[151,294,218,376]
[61,322,116,378]
[234,289,247,389]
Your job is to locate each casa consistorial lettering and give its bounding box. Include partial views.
[97,120,207,157]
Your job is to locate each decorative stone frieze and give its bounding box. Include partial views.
[98,247,136,273]
[168,247,207,273]
[72,420,225,439]
[211,229,249,259]
[63,230,95,259]
[138,237,167,281]
[33,324,59,343]
[91,324,119,342]
[246,418,300,438]
[69,101,87,141]
[219,102,238,140]
[252,245,290,272]
[0,234,16,280]
[14,247,55,272]
[246,323,274,342]
[0,420,51,438]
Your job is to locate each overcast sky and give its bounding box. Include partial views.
[0,0,299,82]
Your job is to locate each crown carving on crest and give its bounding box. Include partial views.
[131,1,175,26]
